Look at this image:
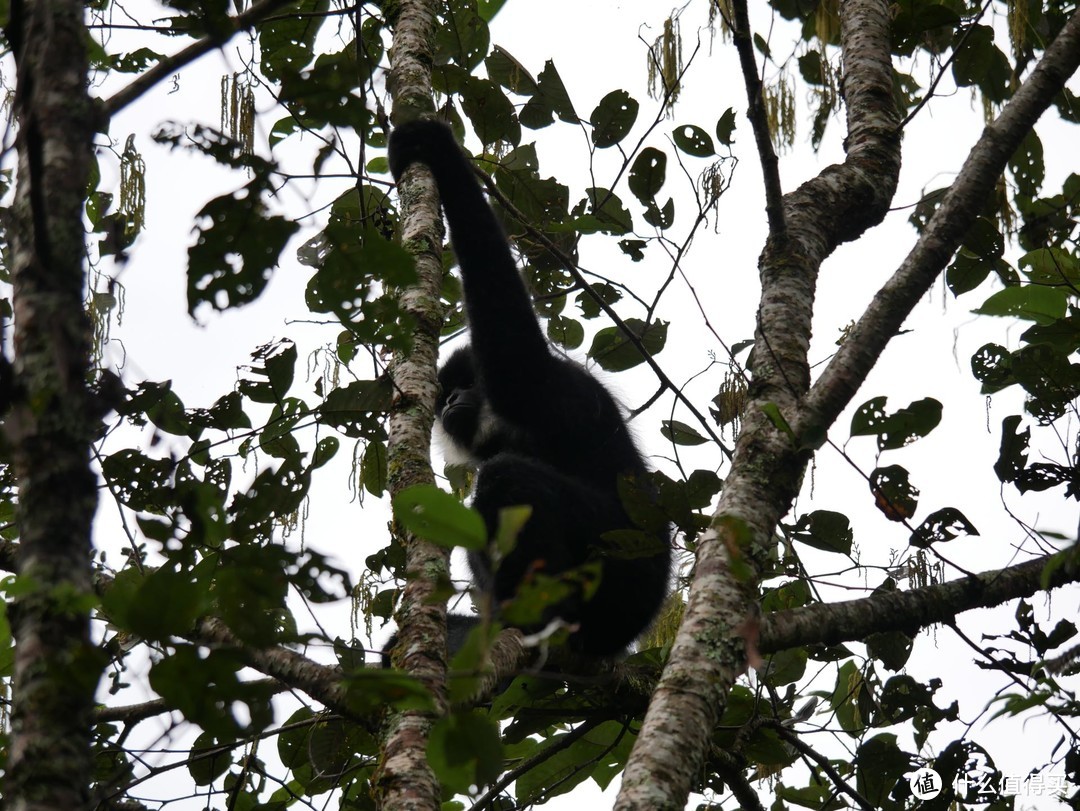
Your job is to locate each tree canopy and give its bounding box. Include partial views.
[1,1,1079,810]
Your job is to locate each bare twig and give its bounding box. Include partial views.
[730,0,786,235]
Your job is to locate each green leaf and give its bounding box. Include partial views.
[230,457,313,541]
[317,378,393,440]
[945,250,992,295]
[546,315,584,350]
[791,510,853,555]
[715,108,737,145]
[660,420,708,446]
[535,61,576,122]
[520,60,576,128]
[428,711,504,794]
[514,720,631,801]
[1019,247,1080,287]
[239,340,297,404]
[672,124,715,157]
[362,440,388,497]
[392,485,487,550]
[970,342,1015,393]
[257,0,328,81]
[113,565,209,640]
[460,76,519,146]
[1009,129,1045,197]
[149,646,274,738]
[101,449,175,512]
[435,2,489,71]
[764,647,807,686]
[619,239,647,261]
[994,415,1028,483]
[188,733,232,786]
[143,381,191,437]
[1011,343,1080,423]
[197,391,252,431]
[477,0,507,21]
[760,402,795,440]
[752,32,770,58]
[642,197,674,230]
[869,465,919,521]
[628,147,667,203]
[761,579,811,612]
[797,49,825,84]
[910,507,979,548]
[854,735,910,806]
[576,187,632,235]
[851,396,942,450]
[962,217,1004,260]
[951,25,1010,103]
[588,318,668,371]
[312,436,339,469]
[278,48,371,127]
[485,45,537,95]
[973,285,1067,325]
[188,185,298,315]
[591,89,638,148]
[890,2,959,49]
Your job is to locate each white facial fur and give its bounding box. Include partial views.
[434,399,509,467]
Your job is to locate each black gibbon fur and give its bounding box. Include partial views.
[388,120,671,657]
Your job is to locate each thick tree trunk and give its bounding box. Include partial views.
[4,0,102,808]
[372,2,450,810]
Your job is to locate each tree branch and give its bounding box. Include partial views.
[6,0,100,802]
[774,724,875,811]
[760,553,1080,654]
[799,7,1080,436]
[95,678,285,724]
[614,3,902,808]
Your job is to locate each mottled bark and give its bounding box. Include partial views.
[373,1,450,809]
[4,0,102,808]
[761,553,1080,654]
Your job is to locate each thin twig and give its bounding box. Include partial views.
[730,0,785,235]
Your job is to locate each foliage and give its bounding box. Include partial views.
[0,0,1078,809]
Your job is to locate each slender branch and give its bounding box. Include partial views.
[95,678,285,724]
[104,0,299,116]
[730,0,785,235]
[774,725,875,811]
[193,617,371,727]
[899,0,992,129]
[471,717,606,811]
[715,758,767,811]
